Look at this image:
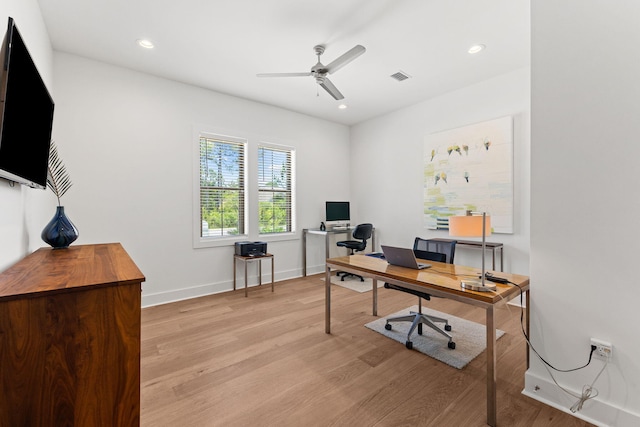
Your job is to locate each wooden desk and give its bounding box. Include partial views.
[429,237,504,271]
[324,254,529,427]
[233,253,274,297]
[0,243,145,426]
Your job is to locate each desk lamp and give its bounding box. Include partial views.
[448,211,496,291]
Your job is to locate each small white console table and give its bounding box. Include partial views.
[302,227,376,276]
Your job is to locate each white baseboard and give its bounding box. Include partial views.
[142,281,229,308]
[141,267,301,308]
[304,263,327,276]
[524,370,640,427]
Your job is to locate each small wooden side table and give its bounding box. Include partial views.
[233,253,275,297]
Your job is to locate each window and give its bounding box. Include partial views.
[258,144,295,234]
[199,135,246,238]
[193,128,297,248]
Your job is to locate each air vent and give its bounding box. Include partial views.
[390,70,411,82]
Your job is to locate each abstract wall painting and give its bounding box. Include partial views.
[423,116,513,233]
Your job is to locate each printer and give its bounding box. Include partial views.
[234,241,267,257]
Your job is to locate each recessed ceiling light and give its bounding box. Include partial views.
[338,104,347,110]
[137,39,154,49]
[468,44,485,54]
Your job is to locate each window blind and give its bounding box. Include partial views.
[199,136,245,237]
[258,145,295,234]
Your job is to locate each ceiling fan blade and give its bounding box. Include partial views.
[325,45,366,74]
[256,72,312,77]
[319,77,344,100]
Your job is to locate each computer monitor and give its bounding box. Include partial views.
[325,201,350,223]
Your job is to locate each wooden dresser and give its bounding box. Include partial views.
[0,243,145,426]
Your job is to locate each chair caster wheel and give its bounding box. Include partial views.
[445,324,452,331]
[384,324,392,331]
[448,341,456,350]
[418,324,423,335]
[359,277,364,282]
[406,341,413,350]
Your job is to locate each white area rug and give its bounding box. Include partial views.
[365,305,505,369]
[322,275,385,293]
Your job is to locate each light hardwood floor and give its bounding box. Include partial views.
[141,274,593,427]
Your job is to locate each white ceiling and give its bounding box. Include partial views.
[37,0,530,126]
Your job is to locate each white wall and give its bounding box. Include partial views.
[350,67,530,275]
[52,53,351,306]
[0,1,59,271]
[524,2,640,426]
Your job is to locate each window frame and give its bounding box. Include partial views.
[257,142,296,236]
[193,129,248,248]
[193,127,299,249]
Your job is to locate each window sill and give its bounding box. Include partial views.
[258,232,299,243]
[193,235,250,249]
[193,231,300,249]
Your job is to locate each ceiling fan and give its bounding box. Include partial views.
[257,44,366,100]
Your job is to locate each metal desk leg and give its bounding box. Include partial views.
[372,279,378,316]
[233,256,237,291]
[325,265,331,334]
[302,229,307,276]
[526,289,530,368]
[490,246,504,272]
[486,305,497,427]
[244,260,248,297]
[325,232,331,261]
[492,248,496,271]
[258,259,262,286]
[271,256,274,292]
[371,229,376,252]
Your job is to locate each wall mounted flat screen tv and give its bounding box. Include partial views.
[0,17,54,189]
[325,201,350,222]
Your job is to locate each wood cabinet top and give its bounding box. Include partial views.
[0,243,145,301]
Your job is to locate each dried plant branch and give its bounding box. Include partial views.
[46,141,73,206]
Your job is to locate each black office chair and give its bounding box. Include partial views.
[383,238,457,350]
[335,223,373,281]
[413,238,456,264]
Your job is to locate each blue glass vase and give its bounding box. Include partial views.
[41,206,79,249]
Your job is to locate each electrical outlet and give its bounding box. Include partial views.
[590,338,613,360]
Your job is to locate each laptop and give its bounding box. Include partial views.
[381,245,431,270]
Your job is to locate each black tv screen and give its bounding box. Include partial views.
[0,17,54,189]
[326,201,350,222]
